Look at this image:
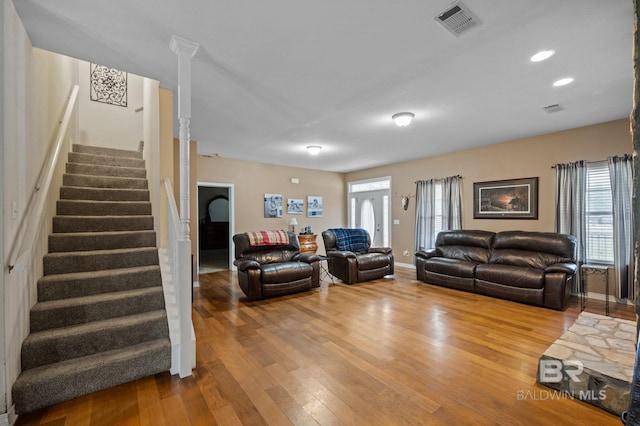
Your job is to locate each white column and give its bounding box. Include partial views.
[170,35,199,239]
[170,35,199,378]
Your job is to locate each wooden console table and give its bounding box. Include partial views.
[297,234,318,254]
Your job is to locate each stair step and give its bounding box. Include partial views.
[53,215,154,233]
[60,186,150,202]
[73,144,143,159]
[43,247,159,275]
[66,162,147,179]
[37,265,162,302]
[48,230,157,252]
[11,143,172,415]
[63,173,148,189]
[21,310,169,371]
[30,287,165,332]
[12,338,171,414]
[68,152,145,169]
[56,200,152,216]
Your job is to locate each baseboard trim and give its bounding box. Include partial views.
[395,262,416,270]
[0,405,17,426]
[570,291,632,305]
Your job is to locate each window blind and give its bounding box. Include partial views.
[585,163,613,263]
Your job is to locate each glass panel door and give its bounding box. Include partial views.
[352,189,388,247]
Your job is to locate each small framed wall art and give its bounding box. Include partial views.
[287,198,304,214]
[90,63,128,107]
[264,194,283,218]
[307,196,323,217]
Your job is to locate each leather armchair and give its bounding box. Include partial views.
[322,228,394,284]
[233,231,320,301]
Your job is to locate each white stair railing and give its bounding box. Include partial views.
[7,85,79,273]
[162,178,195,377]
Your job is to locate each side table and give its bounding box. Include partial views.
[298,234,318,254]
[317,255,334,285]
[580,264,610,316]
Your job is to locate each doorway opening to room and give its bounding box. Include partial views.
[347,177,391,247]
[197,183,234,274]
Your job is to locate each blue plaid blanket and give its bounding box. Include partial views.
[330,228,370,253]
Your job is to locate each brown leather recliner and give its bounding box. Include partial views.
[233,231,320,301]
[322,228,394,284]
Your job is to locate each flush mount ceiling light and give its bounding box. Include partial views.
[553,77,574,87]
[392,112,415,127]
[306,145,322,155]
[530,50,555,62]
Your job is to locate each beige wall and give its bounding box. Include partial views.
[142,78,161,238]
[77,60,144,151]
[157,88,174,247]
[2,0,79,417]
[196,156,346,256]
[346,119,632,264]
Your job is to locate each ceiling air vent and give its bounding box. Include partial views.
[543,104,566,113]
[433,1,482,37]
[434,2,482,37]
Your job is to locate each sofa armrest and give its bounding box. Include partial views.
[545,263,577,275]
[368,247,392,255]
[327,250,357,259]
[294,253,321,263]
[233,259,261,272]
[415,248,438,259]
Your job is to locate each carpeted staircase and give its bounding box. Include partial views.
[12,144,171,414]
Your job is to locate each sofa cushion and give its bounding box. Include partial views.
[261,262,313,284]
[475,263,545,289]
[435,230,495,263]
[439,246,491,264]
[489,249,571,270]
[356,252,391,270]
[424,257,478,278]
[491,231,576,267]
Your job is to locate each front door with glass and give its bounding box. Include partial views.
[350,189,389,247]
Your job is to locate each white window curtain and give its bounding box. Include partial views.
[414,176,462,253]
[415,179,437,253]
[554,160,586,292]
[442,175,462,231]
[608,155,634,300]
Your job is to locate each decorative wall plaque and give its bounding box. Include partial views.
[90,63,128,107]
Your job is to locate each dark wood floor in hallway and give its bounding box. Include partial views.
[16,267,634,425]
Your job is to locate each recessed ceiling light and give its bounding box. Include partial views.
[306,145,322,155]
[392,112,415,127]
[553,77,574,87]
[530,50,555,62]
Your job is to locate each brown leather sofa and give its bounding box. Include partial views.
[322,228,394,284]
[415,230,577,310]
[233,231,320,301]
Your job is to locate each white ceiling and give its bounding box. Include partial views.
[13,0,634,173]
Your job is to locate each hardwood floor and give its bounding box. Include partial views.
[16,267,635,425]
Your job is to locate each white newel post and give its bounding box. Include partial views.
[170,35,199,378]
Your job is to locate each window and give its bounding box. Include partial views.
[434,182,443,236]
[585,162,613,264]
[349,179,391,193]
